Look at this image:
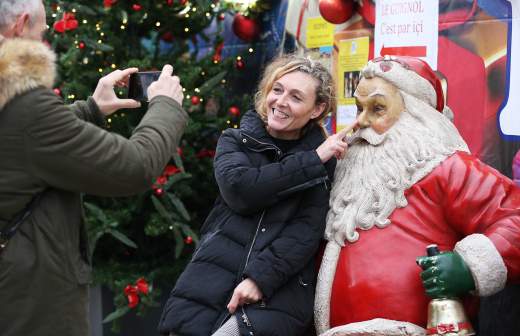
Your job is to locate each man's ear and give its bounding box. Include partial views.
[12,13,30,37]
[310,102,326,119]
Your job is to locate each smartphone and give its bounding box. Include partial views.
[128,71,161,101]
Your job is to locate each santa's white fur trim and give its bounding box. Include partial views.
[315,241,341,334]
[319,318,426,336]
[454,234,507,296]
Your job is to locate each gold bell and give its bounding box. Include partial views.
[423,245,475,336]
[426,298,475,335]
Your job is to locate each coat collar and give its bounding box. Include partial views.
[0,38,56,110]
[239,110,326,153]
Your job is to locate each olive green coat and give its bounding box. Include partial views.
[0,38,188,335]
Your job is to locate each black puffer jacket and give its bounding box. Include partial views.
[159,111,335,336]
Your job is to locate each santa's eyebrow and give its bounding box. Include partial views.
[353,91,387,99]
[368,90,387,98]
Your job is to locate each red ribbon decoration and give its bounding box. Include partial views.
[426,322,473,335]
[53,12,78,33]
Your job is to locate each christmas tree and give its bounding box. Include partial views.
[44,0,271,329]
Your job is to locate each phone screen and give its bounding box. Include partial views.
[128,71,161,101]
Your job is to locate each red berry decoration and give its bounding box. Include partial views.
[235,59,244,69]
[191,95,201,105]
[318,0,354,24]
[78,41,86,49]
[132,3,143,11]
[228,106,240,117]
[53,88,61,96]
[166,0,174,5]
[217,13,226,21]
[185,236,193,244]
[232,14,260,42]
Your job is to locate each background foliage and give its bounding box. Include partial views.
[43,0,270,328]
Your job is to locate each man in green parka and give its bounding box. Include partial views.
[0,0,189,334]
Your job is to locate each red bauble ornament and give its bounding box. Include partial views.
[166,0,174,5]
[132,4,143,11]
[228,106,240,117]
[161,31,174,42]
[53,88,61,96]
[154,188,164,196]
[191,96,201,105]
[78,41,86,49]
[217,13,226,21]
[185,236,193,244]
[104,0,117,8]
[318,0,354,24]
[235,59,244,69]
[232,14,260,42]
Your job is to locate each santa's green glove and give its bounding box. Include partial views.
[416,251,475,299]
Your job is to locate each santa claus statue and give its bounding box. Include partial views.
[315,55,520,335]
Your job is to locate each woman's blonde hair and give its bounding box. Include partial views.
[254,54,336,130]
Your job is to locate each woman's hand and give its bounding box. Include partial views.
[227,278,263,314]
[316,120,358,163]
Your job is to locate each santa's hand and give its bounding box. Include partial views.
[316,120,358,163]
[417,251,475,298]
[226,278,263,314]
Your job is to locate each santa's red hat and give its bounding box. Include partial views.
[362,55,445,113]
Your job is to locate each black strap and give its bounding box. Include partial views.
[0,192,44,253]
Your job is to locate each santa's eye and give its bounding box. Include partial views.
[374,105,385,114]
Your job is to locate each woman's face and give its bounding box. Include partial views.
[265,71,324,140]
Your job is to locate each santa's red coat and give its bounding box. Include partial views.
[329,151,520,328]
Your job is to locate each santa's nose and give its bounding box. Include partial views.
[357,113,370,128]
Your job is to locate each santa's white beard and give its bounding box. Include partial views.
[326,92,469,246]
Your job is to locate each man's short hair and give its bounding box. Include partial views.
[0,0,41,30]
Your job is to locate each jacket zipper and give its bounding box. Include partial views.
[242,133,282,159]
[243,210,265,270]
[215,210,266,330]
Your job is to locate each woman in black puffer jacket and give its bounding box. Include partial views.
[159,54,354,336]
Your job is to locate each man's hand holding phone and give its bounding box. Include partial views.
[147,64,184,105]
[92,67,142,116]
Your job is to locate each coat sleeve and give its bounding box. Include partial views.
[441,152,520,296]
[23,88,189,196]
[214,129,328,215]
[69,97,106,127]
[242,184,329,299]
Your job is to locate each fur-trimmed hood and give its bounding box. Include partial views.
[0,38,56,110]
